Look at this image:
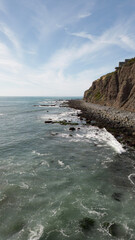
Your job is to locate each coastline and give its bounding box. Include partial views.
[68,99,135,149]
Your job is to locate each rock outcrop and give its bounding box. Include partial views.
[84,58,135,112]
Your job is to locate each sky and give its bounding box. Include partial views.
[0,0,135,96]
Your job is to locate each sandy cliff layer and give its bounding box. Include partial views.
[84,58,135,112]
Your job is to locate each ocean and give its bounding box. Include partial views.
[0,96,135,240]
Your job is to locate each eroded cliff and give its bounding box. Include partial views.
[84,58,135,112]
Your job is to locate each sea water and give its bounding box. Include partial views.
[0,97,135,240]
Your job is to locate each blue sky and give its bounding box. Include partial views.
[0,0,135,96]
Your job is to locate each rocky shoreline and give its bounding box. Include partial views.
[68,99,135,148]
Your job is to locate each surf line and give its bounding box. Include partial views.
[128,173,135,185]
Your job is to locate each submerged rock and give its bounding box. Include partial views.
[103,222,126,238]
[79,217,95,231]
[45,120,53,123]
[69,127,76,131]
[45,120,78,125]
[112,192,123,202]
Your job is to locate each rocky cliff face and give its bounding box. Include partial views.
[84,58,135,112]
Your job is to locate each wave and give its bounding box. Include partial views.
[29,224,44,240]
[128,173,135,185]
[32,150,51,156]
[41,109,81,123]
[58,126,125,154]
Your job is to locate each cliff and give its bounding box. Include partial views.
[84,58,135,112]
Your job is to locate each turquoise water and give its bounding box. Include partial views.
[0,97,135,240]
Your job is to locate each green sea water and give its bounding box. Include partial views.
[0,97,135,240]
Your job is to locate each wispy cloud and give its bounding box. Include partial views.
[70,31,94,41]
[78,12,91,19]
[0,23,21,54]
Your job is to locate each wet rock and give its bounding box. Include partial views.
[69,134,73,137]
[103,222,126,238]
[54,121,78,126]
[91,120,97,125]
[86,119,91,124]
[79,217,95,231]
[69,127,76,131]
[109,223,125,237]
[112,192,123,202]
[51,132,58,136]
[45,120,52,123]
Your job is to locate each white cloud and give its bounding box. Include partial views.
[70,31,94,41]
[0,22,21,55]
[78,12,91,19]
[0,42,22,73]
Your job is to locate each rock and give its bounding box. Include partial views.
[112,192,123,202]
[51,132,58,136]
[103,222,126,238]
[91,120,97,125]
[45,120,52,123]
[69,127,76,131]
[79,217,95,231]
[109,223,124,237]
[83,58,135,112]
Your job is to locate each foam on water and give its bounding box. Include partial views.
[96,128,125,154]
[59,126,125,154]
[58,160,64,167]
[128,173,135,185]
[29,224,44,240]
[41,109,81,123]
[32,150,51,156]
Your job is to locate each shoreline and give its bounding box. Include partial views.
[68,99,135,149]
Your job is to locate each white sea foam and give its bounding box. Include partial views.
[59,126,125,154]
[128,173,135,185]
[0,113,4,116]
[59,229,69,237]
[32,150,51,156]
[41,161,50,167]
[97,128,125,154]
[64,165,71,170]
[58,160,64,167]
[80,202,106,217]
[42,109,81,123]
[29,224,44,240]
[20,182,29,189]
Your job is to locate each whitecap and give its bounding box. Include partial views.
[67,126,125,154]
[32,150,51,157]
[41,109,81,123]
[59,229,69,237]
[41,161,50,167]
[20,182,29,189]
[128,173,135,185]
[80,202,106,217]
[97,128,125,154]
[29,224,44,240]
[0,113,4,116]
[64,165,71,170]
[58,160,64,167]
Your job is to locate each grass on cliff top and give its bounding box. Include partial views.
[125,57,135,66]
